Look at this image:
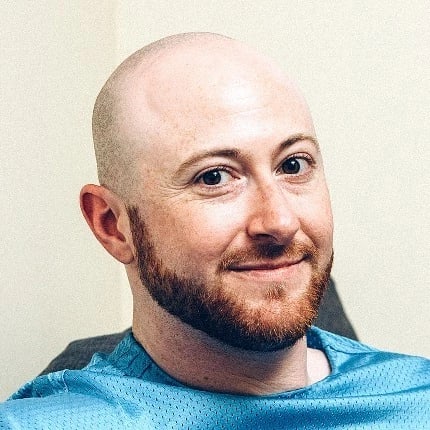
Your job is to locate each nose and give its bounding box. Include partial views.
[246,182,300,245]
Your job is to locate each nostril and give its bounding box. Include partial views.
[246,210,300,244]
[246,183,300,244]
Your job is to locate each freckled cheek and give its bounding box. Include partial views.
[299,194,333,250]
[186,208,243,255]
[151,203,245,269]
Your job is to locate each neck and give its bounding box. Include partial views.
[132,287,330,395]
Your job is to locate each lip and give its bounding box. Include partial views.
[226,258,305,283]
[228,257,305,272]
[225,257,307,284]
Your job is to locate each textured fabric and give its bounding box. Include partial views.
[1,328,429,429]
[40,279,357,375]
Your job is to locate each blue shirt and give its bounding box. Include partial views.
[1,327,429,429]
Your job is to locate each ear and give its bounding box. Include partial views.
[80,184,134,264]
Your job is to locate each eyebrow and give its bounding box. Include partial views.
[175,133,319,177]
[278,133,320,153]
[175,149,242,177]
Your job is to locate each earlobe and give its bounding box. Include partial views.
[80,184,134,264]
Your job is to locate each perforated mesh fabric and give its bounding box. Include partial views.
[1,327,429,429]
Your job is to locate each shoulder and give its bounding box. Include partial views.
[310,325,429,360]
[0,390,125,429]
[0,333,157,429]
[1,356,119,429]
[308,326,430,394]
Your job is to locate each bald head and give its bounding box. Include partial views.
[92,32,310,199]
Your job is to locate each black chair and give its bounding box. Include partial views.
[41,278,356,375]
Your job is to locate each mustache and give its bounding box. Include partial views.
[218,241,317,272]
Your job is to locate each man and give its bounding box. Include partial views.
[1,33,428,428]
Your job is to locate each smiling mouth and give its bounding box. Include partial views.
[223,259,305,285]
[228,256,306,272]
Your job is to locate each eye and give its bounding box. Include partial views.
[197,168,233,186]
[280,156,312,175]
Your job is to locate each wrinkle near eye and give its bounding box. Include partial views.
[157,183,190,200]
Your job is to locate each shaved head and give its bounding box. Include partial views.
[92,33,233,198]
[86,32,333,358]
[92,32,307,199]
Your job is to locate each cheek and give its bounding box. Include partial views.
[299,191,333,250]
[146,200,245,271]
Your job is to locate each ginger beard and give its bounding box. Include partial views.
[127,206,333,352]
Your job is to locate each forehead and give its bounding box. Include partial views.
[117,44,315,169]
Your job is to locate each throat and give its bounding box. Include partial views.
[136,315,324,395]
[132,286,330,395]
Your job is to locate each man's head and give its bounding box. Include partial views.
[81,33,333,352]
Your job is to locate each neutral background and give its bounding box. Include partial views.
[1,1,429,400]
